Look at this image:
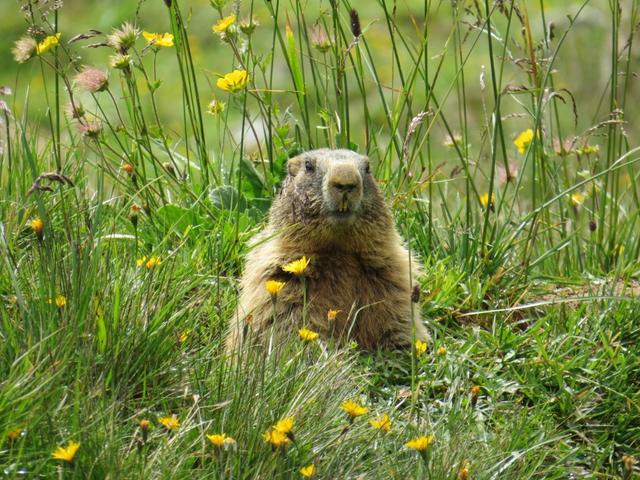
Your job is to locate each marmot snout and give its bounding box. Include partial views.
[227,148,430,351]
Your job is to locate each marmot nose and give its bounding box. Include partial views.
[328,165,362,194]
[332,181,357,193]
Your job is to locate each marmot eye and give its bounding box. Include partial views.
[305,159,315,173]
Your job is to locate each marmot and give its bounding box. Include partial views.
[227,149,429,350]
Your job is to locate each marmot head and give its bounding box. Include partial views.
[273,149,393,249]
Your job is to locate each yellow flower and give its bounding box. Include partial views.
[437,346,447,356]
[514,128,534,154]
[136,256,147,267]
[266,280,286,296]
[52,440,80,462]
[138,419,150,430]
[327,309,341,321]
[298,328,319,342]
[458,460,470,480]
[31,217,44,235]
[340,399,368,418]
[273,417,294,435]
[404,434,434,451]
[145,256,161,269]
[36,33,61,55]
[55,295,67,308]
[212,15,236,33]
[570,192,585,207]
[158,415,180,431]
[207,433,236,448]
[216,69,249,93]
[369,413,392,432]
[299,464,316,478]
[282,256,310,276]
[142,32,174,48]
[479,193,495,209]
[207,99,226,116]
[470,385,481,396]
[263,428,290,448]
[415,340,428,356]
[7,428,23,441]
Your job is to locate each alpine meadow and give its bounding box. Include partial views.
[1,0,639,478]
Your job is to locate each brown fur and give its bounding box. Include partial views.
[226,149,430,350]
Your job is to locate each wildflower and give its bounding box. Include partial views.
[404,434,434,451]
[212,15,236,34]
[415,339,428,356]
[138,419,150,430]
[470,385,481,396]
[207,99,226,116]
[54,295,67,308]
[107,22,139,52]
[513,128,534,154]
[266,280,286,297]
[178,330,189,344]
[31,218,44,241]
[74,67,109,93]
[327,309,341,321]
[207,433,236,448]
[341,399,368,418]
[575,144,599,156]
[36,33,61,55]
[158,415,180,431]
[369,414,392,432]
[497,161,519,185]
[300,464,316,478]
[282,256,310,276]
[310,25,331,52]
[239,17,259,36]
[110,53,132,70]
[145,256,161,269]
[142,32,174,48]
[66,101,85,120]
[458,460,470,480]
[12,36,37,63]
[263,428,290,448]
[479,192,495,210]
[273,417,294,436]
[52,440,80,462]
[437,346,447,356]
[136,256,147,267]
[570,192,585,208]
[77,121,103,138]
[7,428,23,441]
[216,70,249,93]
[122,163,135,175]
[298,328,319,342]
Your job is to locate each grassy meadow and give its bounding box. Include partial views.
[1,0,640,478]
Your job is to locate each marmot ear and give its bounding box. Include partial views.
[287,156,302,177]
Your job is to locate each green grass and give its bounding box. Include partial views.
[1,0,640,478]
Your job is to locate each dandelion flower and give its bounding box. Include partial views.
[217,69,249,93]
[212,15,236,33]
[298,328,319,342]
[369,413,392,432]
[12,36,37,63]
[273,417,294,436]
[470,385,481,396]
[341,399,368,418]
[263,428,290,448]
[7,428,23,441]
[300,464,316,478]
[327,309,341,321]
[158,415,180,431]
[570,192,585,208]
[122,163,135,175]
[458,460,470,480]
[265,280,286,296]
[52,440,80,462]
[415,339,428,356]
[207,99,226,116]
[74,67,109,93]
[36,33,61,55]
[145,256,161,269]
[207,433,236,448]
[31,218,44,241]
[55,295,67,308]
[282,256,310,276]
[142,32,174,48]
[437,346,447,356]
[138,419,150,430]
[513,128,534,154]
[479,193,495,209]
[405,434,434,451]
[136,256,147,267]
